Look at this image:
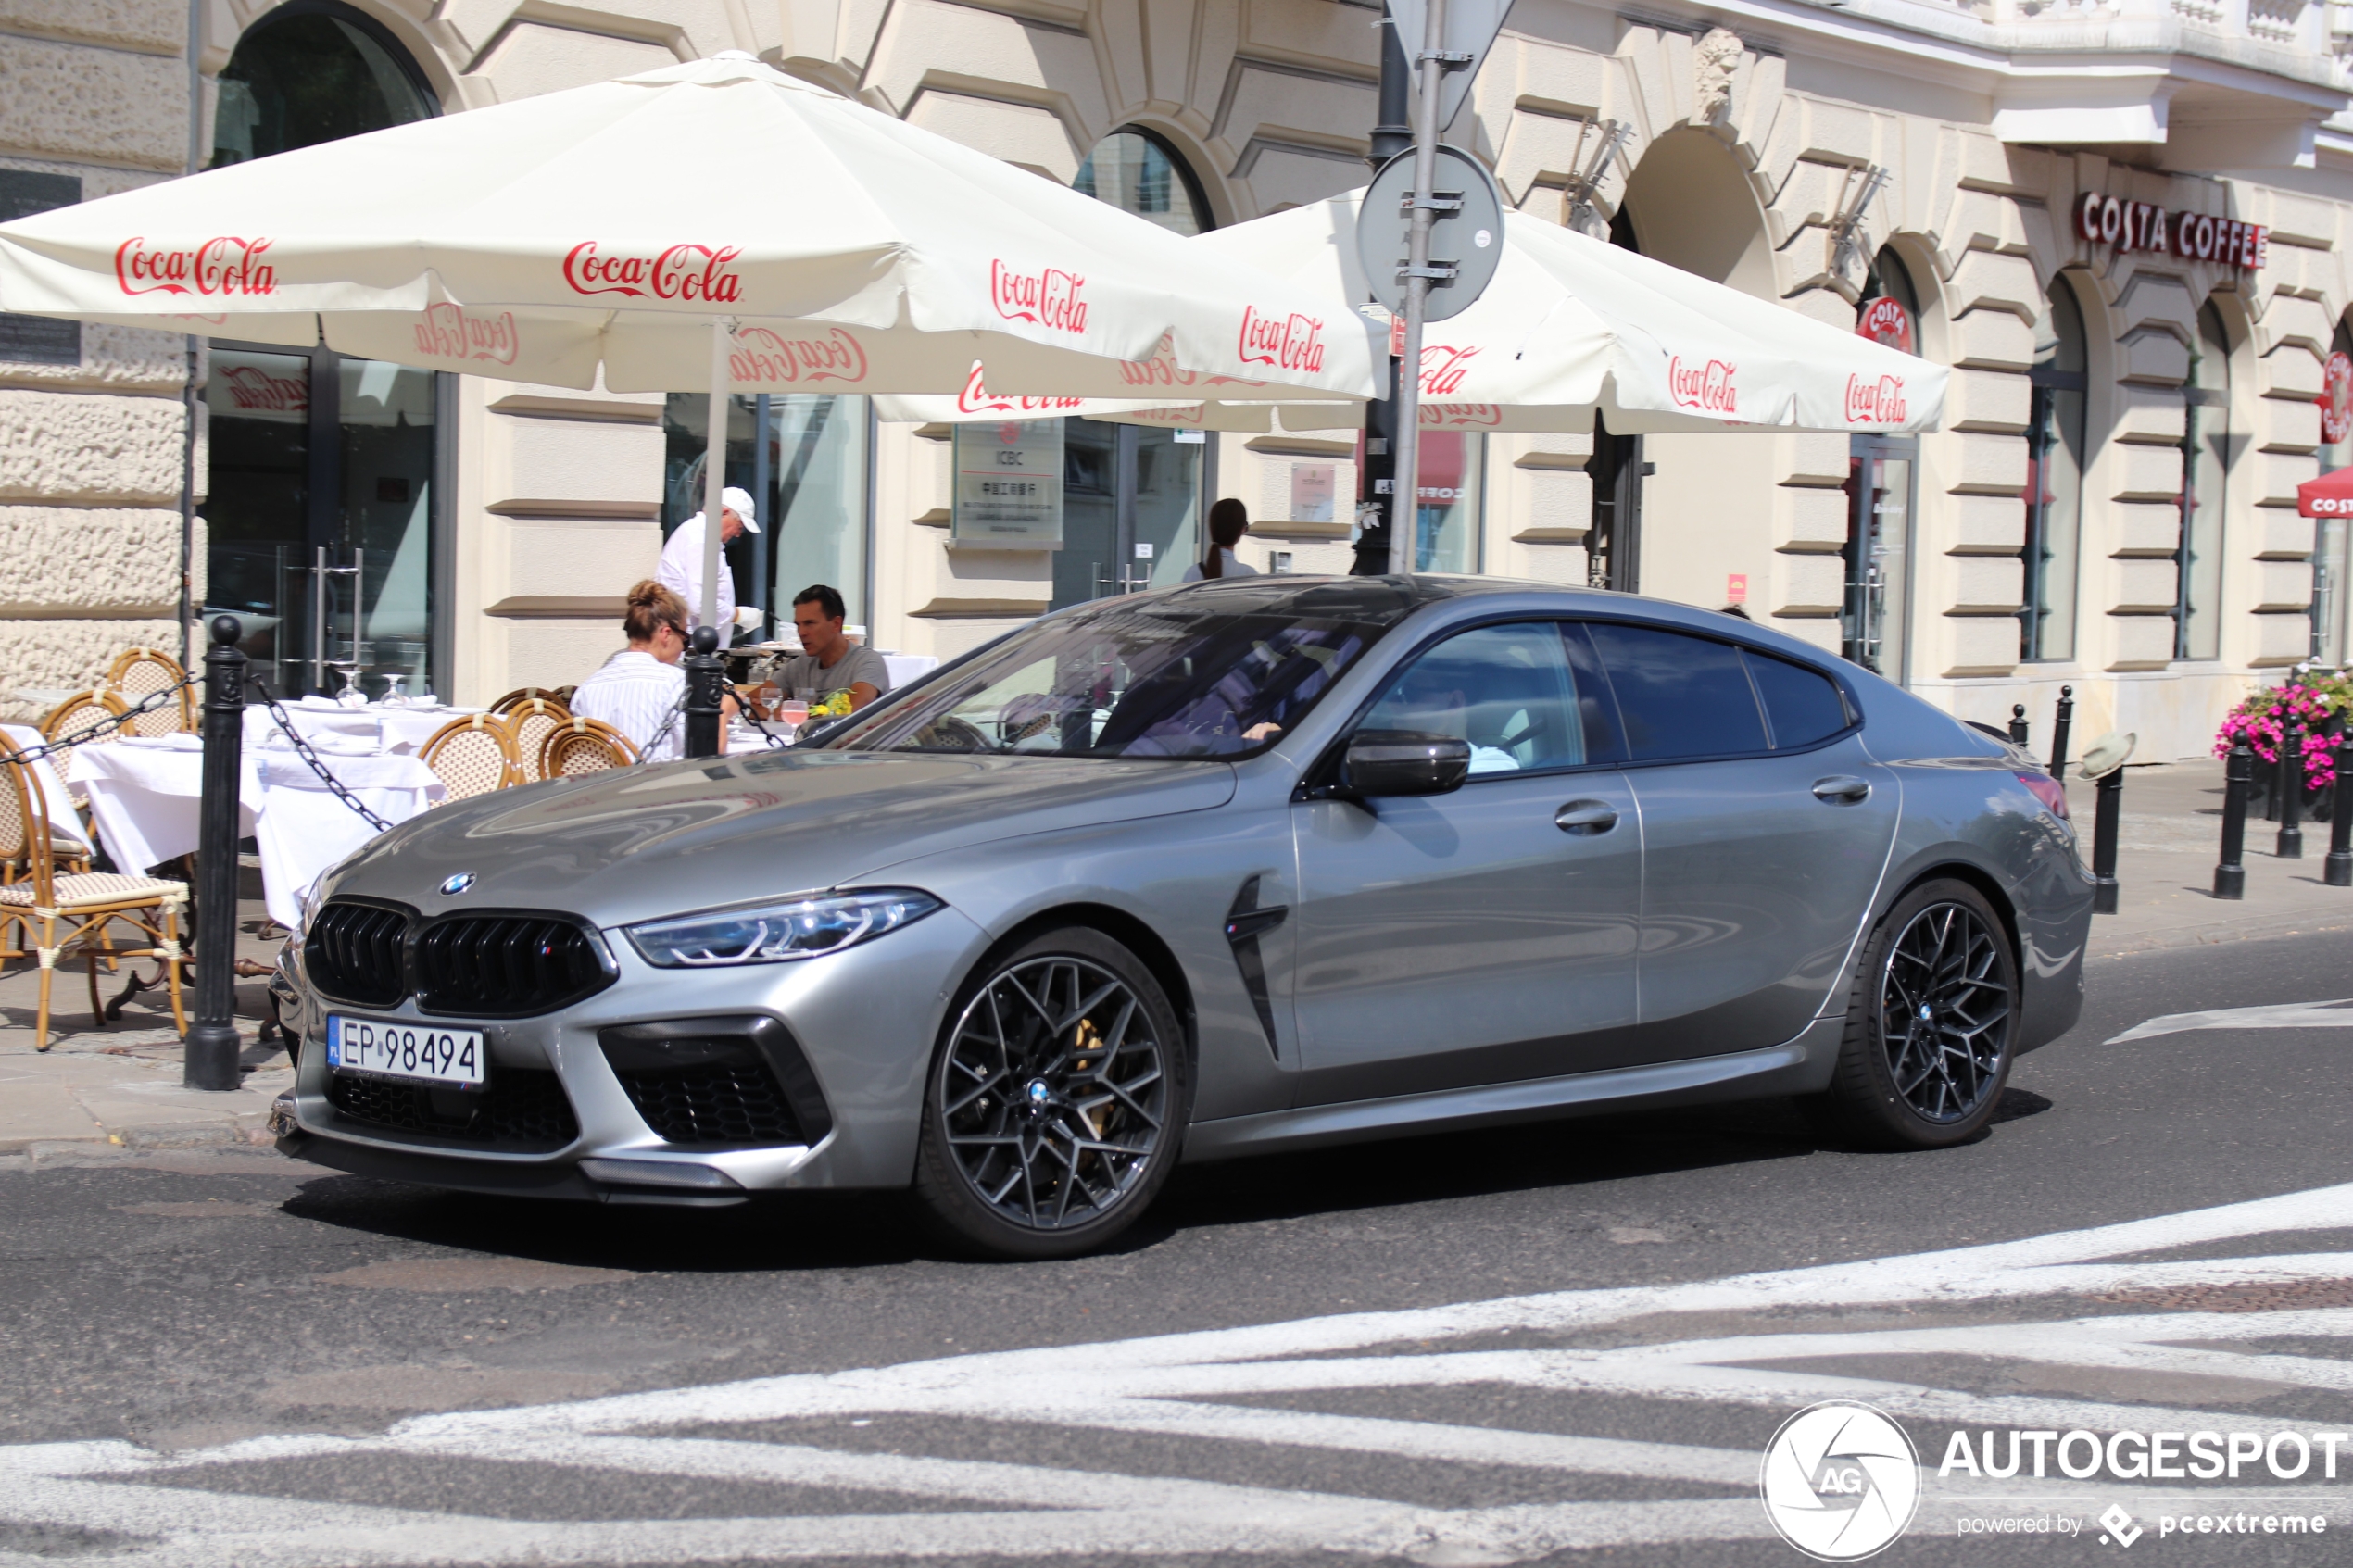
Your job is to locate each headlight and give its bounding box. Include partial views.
[623,889,942,969]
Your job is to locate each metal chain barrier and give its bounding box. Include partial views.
[0,671,201,770]
[245,676,393,832]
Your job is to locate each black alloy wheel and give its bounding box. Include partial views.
[1813,878,2018,1150]
[913,926,1189,1258]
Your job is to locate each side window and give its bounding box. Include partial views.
[1584,621,1767,761]
[1744,650,1851,749]
[1358,621,1583,775]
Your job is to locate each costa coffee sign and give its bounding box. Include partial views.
[990,260,1088,334]
[1844,372,1908,427]
[1239,307,1327,374]
[731,325,868,386]
[412,303,518,367]
[1856,296,1913,355]
[561,242,742,302]
[954,362,1083,416]
[1667,355,1738,415]
[2322,352,2352,445]
[115,236,275,297]
[2075,194,2267,270]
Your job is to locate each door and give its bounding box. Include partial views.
[1291,621,1642,1104]
[1583,621,1897,1061]
[1842,437,1916,684]
[1051,420,1206,608]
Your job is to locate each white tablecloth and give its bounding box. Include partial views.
[245,699,479,758]
[1,722,94,852]
[69,738,444,929]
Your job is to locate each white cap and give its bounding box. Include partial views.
[720,485,761,532]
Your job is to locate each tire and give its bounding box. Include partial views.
[912,926,1190,1260]
[1807,878,2019,1151]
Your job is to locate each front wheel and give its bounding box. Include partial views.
[1808,879,2018,1150]
[912,926,1189,1259]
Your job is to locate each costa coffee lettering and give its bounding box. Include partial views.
[114,235,276,298]
[730,326,869,386]
[990,260,1088,334]
[561,241,743,303]
[1843,372,1908,426]
[220,363,307,412]
[412,303,519,367]
[954,362,1084,416]
[1417,345,1479,397]
[1667,355,1738,415]
[1238,307,1327,374]
[2074,193,2266,271]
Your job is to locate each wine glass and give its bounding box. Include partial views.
[333,666,367,708]
[381,673,409,709]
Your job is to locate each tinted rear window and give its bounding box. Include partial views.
[1744,650,1850,748]
[1585,622,1767,761]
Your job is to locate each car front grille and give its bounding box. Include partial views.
[612,1060,803,1147]
[324,1069,580,1150]
[415,916,612,1018]
[304,902,407,1008]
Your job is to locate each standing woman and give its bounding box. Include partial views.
[1182,498,1259,582]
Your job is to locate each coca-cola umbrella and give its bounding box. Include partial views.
[0,52,1377,627]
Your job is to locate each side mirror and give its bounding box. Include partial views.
[1341,730,1471,797]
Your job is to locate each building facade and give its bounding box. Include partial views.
[6,0,2353,761]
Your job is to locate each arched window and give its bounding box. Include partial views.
[210,3,435,167]
[1074,129,1209,235]
[2022,275,2089,661]
[2178,302,2233,660]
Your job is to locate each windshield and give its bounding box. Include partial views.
[817,581,1416,759]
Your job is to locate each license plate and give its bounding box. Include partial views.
[325,1014,485,1087]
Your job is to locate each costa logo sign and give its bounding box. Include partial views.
[1239,307,1327,374]
[1667,355,1738,414]
[1844,373,1909,427]
[1417,345,1479,397]
[1420,403,1502,428]
[114,236,275,297]
[2075,194,2267,270]
[560,242,742,302]
[2321,352,2353,446]
[731,326,868,386]
[954,362,1083,416]
[413,303,518,367]
[220,363,307,412]
[990,260,1088,334]
[1856,296,1913,355]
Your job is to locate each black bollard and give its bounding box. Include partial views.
[2214,740,2251,900]
[2327,732,2353,888]
[185,615,245,1092]
[2091,766,2123,915]
[2277,713,2305,859]
[684,624,724,759]
[2048,685,2074,779]
[2008,703,2029,746]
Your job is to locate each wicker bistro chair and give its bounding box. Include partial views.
[39,690,127,813]
[101,646,194,735]
[540,715,637,778]
[418,712,522,800]
[0,754,186,1049]
[489,686,564,716]
[505,698,571,784]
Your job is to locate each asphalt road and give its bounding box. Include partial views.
[3,931,2350,1566]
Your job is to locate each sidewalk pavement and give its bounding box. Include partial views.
[1,756,2342,1154]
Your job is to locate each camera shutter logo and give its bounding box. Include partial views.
[1758,1400,1920,1560]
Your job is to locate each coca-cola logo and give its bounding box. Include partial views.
[1667,355,1738,414]
[954,362,1085,415]
[220,363,307,412]
[990,260,1088,333]
[1843,373,1908,426]
[1239,307,1327,374]
[1856,296,1913,355]
[1420,403,1501,428]
[1115,337,1269,391]
[1125,404,1209,427]
[412,303,518,367]
[1418,345,1479,397]
[2322,352,2353,445]
[114,236,275,297]
[731,326,868,386]
[561,242,742,303]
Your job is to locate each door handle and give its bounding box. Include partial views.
[1555,800,1619,834]
[1813,775,1871,804]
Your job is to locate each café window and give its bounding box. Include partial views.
[2178,301,2233,661]
[2021,274,2090,662]
[1075,129,1210,236]
[1413,430,1485,574]
[663,395,874,635]
[209,3,434,167]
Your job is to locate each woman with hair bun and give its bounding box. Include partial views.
[1181,497,1258,582]
[570,579,734,759]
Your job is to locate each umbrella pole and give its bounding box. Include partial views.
[1387,0,1446,578]
[686,319,731,758]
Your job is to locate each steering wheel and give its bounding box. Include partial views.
[915,715,991,752]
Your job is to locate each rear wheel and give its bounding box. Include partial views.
[1810,879,2017,1150]
[912,926,1189,1259]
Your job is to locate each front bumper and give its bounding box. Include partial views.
[279,904,988,1199]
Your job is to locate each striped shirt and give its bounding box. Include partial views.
[570,650,687,762]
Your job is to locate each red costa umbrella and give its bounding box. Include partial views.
[2298,467,2353,517]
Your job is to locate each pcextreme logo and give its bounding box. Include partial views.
[1760,1401,1921,1561]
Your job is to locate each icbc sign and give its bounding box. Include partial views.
[560,242,742,302]
[2321,352,2352,446]
[2075,194,2266,270]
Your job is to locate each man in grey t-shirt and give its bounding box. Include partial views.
[777,584,891,709]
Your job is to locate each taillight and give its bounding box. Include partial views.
[2018,771,2069,822]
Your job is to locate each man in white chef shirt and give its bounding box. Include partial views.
[656,484,760,636]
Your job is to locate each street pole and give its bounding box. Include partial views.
[2048,685,2073,779]
[1385,0,1447,579]
[2091,767,2123,916]
[2326,732,2353,888]
[1351,20,1412,579]
[698,319,730,637]
[2277,713,2305,859]
[186,615,245,1091]
[685,625,724,759]
[2214,739,2250,901]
